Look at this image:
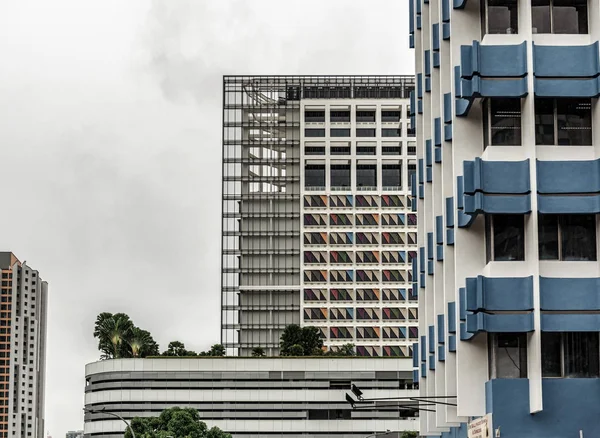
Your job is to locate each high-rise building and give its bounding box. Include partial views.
[221,76,418,357]
[0,253,48,438]
[410,1,600,437]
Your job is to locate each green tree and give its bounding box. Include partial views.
[124,407,231,438]
[401,432,418,438]
[326,343,356,356]
[288,344,304,356]
[208,344,225,357]
[93,312,134,359]
[280,324,323,356]
[128,328,159,358]
[163,341,189,357]
[251,347,265,357]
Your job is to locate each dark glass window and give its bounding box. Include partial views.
[331,146,350,155]
[556,99,592,146]
[330,128,350,137]
[534,98,555,145]
[382,128,401,137]
[486,215,525,262]
[305,110,325,123]
[382,164,401,188]
[382,146,401,155]
[533,0,588,34]
[356,146,376,155]
[542,332,600,378]
[356,111,376,123]
[356,128,376,137]
[330,111,350,122]
[484,98,521,146]
[305,128,325,138]
[485,0,519,34]
[489,333,528,378]
[305,165,325,188]
[305,146,325,155]
[538,214,597,261]
[356,164,377,188]
[330,164,351,188]
[382,110,401,122]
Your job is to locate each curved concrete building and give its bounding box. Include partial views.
[84,357,419,438]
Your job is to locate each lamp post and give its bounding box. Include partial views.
[83,407,136,438]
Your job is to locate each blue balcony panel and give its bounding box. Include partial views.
[437,314,445,344]
[425,140,432,167]
[461,41,527,79]
[467,312,534,335]
[446,228,455,245]
[416,0,421,14]
[429,354,436,370]
[460,322,473,341]
[445,197,455,227]
[453,0,467,9]
[448,302,456,333]
[448,335,456,352]
[417,15,422,29]
[463,158,530,195]
[420,335,426,362]
[438,345,446,361]
[420,273,425,289]
[459,287,467,321]
[461,76,528,99]
[433,52,440,68]
[436,245,444,261]
[442,0,450,21]
[538,194,600,214]
[533,42,599,78]
[421,362,427,378]
[537,159,600,194]
[464,192,531,216]
[442,23,450,40]
[434,118,441,146]
[409,0,415,33]
[418,99,423,114]
[466,276,534,312]
[412,342,419,368]
[425,50,431,76]
[435,146,442,163]
[443,93,452,123]
[425,77,431,92]
[432,24,440,51]
[435,216,444,244]
[413,369,419,383]
[419,246,425,273]
[426,167,432,183]
[542,314,600,332]
[418,184,424,200]
[535,77,600,98]
[417,73,423,98]
[427,260,434,275]
[409,34,415,48]
[411,174,417,198]
[428,325,435,353]
[409,91,416,116]
[444,124,452,141]
[427,232,433,260]
[540,277,600,311]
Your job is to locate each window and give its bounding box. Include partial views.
[382,164,401,188]
[483,98,522,146]
[482,0,518,35]
[356,128,376,137]
[305,128,325,138]
[532,0,588,34]
[304,110,325,123]
[535,98,592,145]
[330,110,350,123]
[305,145,325,155]
[382,110,401,122]
[304,164,325,188]
[331,146,350,155]
[485,215,525,262]
[330,164,351,188]
[542,332,599,377]
[356,146,376,155]
[382,146,401,155]
[488,333,528,378]
[539,214,597,261]
[356,164,377,189]
[330,128,350,137]
[382,128,401,137]
[407,141,417,155]
[356,110,376,123]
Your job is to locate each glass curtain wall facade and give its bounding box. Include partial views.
[222,76,415,356]
[409,0,600,437]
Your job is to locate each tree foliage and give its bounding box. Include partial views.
[324,343,356,356]
[400,432,419,438]
[93,313,159,359]
[251,347,265,357]
[124,407,231,438]
[280,325,324,356]
[161,342,226,357]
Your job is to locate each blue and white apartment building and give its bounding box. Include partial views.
[410,0,600,437]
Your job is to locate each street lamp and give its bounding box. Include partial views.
[83,407,136,438]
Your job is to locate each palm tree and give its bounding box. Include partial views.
[128,327,152,358]
[94,313,133,359]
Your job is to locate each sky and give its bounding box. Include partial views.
[0,0,413,436]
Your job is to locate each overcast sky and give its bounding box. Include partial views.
[0,1,413,436]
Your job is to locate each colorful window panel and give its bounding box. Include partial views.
[330,251,353,264]
[383,345,409,357]
[356,213,379,227]
[330,288,353,301]
[356,232,379,245]
[381,194,403,208]
[355,270,380,283]
[304,270,327,283]
[355,194,379,208]
[407,232,417,245]
[329,232,353,245]
[382,327,406,339]
[304,213,327,227]
[382,213,405,227]
[382,251,406,264]
[304,195,327,208]
[330,195,353,208]
[356,326,380,339]
[303,308,327,320]
[304,289,327,301]
[356,288,380,301]
[304,232,327,245]
[408,326,419,339]
[330,308,354,320]
[409,308,418,320]
[407,213,417,226]
[356,345,380,357]
[408,288,418,301]
[318,327,328,339]
[304,251,327,264]
[382,269,405,283]
[408,250,417,262]
[356,307,380,320]
[330,270,353,283]
[382,232,404,245]
[382,307,406,320]
[356,251,379,264]
[330,326,354,339]
[330,213,353,226]
[382,288,407,301]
